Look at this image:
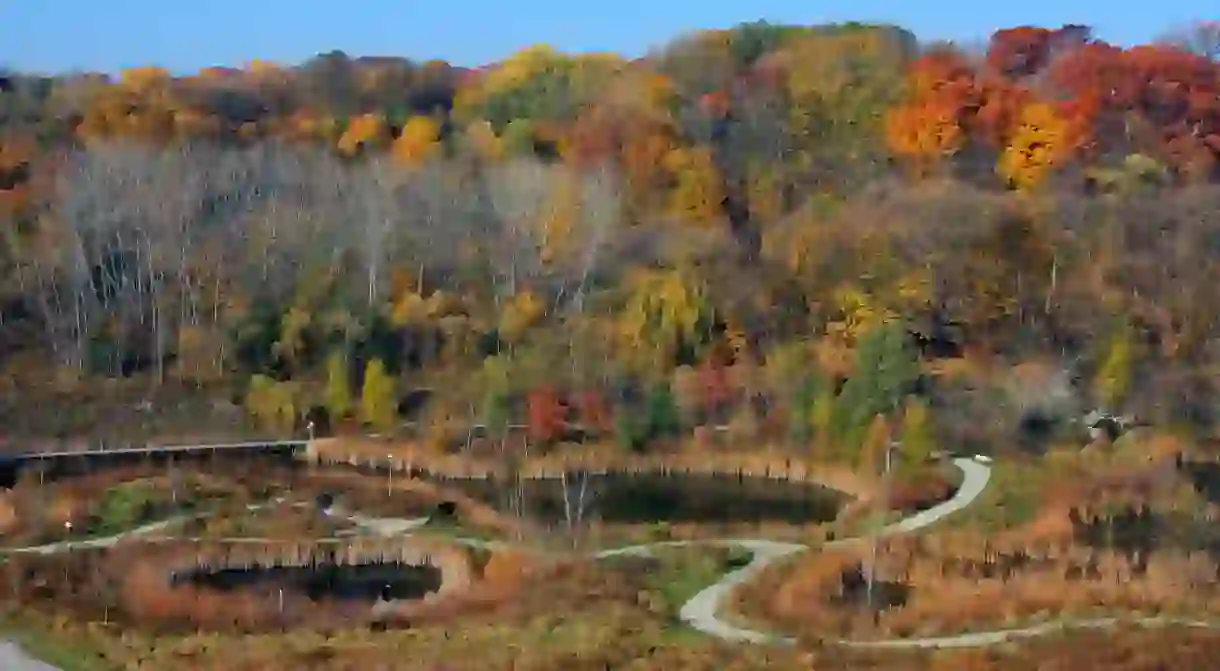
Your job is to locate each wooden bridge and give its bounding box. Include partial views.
[9,439,309,462]
[0,439,309,487]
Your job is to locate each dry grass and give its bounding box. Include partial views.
[307,437,879,500]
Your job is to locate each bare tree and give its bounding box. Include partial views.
[347,156,403,309]
[483,159,553,305]
[555,164,621,316]
[559,468,598,547]
[39,143,271,381]
[1158,21,1220,60]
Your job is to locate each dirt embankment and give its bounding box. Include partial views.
[304,437,878,501]
[119,537,479,632]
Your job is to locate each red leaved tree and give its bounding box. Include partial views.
[526,386,567,445]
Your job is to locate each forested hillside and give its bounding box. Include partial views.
[1,21,1219,448]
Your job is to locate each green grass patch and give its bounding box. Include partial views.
[956,460,1046,531]
[617,546,754,623]
[89,481,163,536]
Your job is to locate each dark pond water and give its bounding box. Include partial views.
[1053,459,1220,574]
[0,448,842,527]
[1182,459,1220,505]
[834,563,910,614]
[172,561,443,602]
[441,472,844,525]
[0,445,303,488]
[1070,502,1220,577]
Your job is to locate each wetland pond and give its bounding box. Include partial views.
[441,472,845,525]
[173,561,443,602]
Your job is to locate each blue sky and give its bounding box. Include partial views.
[1,0,1212,74]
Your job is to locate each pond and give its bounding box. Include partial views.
[0,446,304,488]
[441,472,844,525]
[172,561,443,602]
[1069,503,1220,577]
[1182,459,1220,505]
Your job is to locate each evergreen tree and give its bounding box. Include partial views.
[834,322,919,450]
[359,358,397,432]
[479,354,513,438]
[245,375,299,434]
[789,374,823,443]
[1093,322,1135,410]
[898,396,935,463]
[645,383,682,440]
[323,351,352,421]
[615,410,649,453]
[482,390,511,437]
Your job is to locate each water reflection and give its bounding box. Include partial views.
[444,472,843,525]
[172,561,443,602]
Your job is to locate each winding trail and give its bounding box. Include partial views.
[3,498,289,556]
[0,641,60,671]
[656,458,1220,649]
[620,457,992,645]
[5,455,1220,666]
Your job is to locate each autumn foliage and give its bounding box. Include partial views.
[3,19,1220,463]
[525,386,566,444]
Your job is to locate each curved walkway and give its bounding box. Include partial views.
[6,456,1220,664]
[658,458,1220,650]
[0,641,59,671]
[644,457,991,644]
[3,499,288,556]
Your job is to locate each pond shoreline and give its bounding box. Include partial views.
[304,437,877,501]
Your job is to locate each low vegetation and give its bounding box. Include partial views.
[4,11,1220,669]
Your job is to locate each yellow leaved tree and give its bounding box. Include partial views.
[828,270,930,347]
[271,307,312,369]
[996,102,1075,191]
[324,352,353,422]
[498,291,546,344]
[1093,324,1135,410]
[245,375,300,434]
[898,396,934,462]
[338,114,391,157]
[661,147,725,226]
[538,172,582,265]
[359,359,397,432]
[391,116,442,166]
[619,268,712,374]
[461,120,505,162]
[282,110,339,143]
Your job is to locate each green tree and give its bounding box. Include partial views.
[244,374,298,434]
[615,411,649,453]
[834,322,920,450]
[482,390,511,437]
[359,359,397,432]
[1093,323,1134,410]
[479,354,514,437]
[898,396,935,463]
[644,383,682,441]
[323,351,352,422]
[811,386,837,451]
[789,374,824,443]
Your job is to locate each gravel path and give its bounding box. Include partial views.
[673,457,991,644]
[4,454,1217,666]
[0,641,60,671]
